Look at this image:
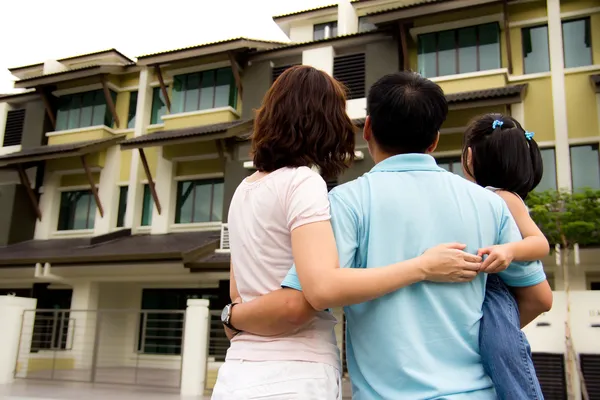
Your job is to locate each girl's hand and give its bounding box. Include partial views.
[421,243,482,283]
[477,245,515,273]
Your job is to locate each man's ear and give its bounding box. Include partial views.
[363,116,372,142]
[426,132,440,153]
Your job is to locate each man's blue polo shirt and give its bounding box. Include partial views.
[281,154,546,400]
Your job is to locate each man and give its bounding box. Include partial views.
[222,72,551,399]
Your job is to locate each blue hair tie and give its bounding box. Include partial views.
[525,131,534,141]
[492,120,503,129]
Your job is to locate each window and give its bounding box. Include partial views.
[536,148,557,192]
[172,68,237,114]
[563,18,592,68]
[55,90,116,131]
[141,184,154,226]
[570,144,600,191]
[436,157,465,178]
[333,53,366,99]
[314,21,337,40]
[522,25,550,74]
[31,289,72,352]
[175,179,224,224]
[138,288,219,355]
[358,16,376,33]
[127,91,138,129]
[116,186,128,228]
[417,23,501,78]
[57,190,96,231]
[150,87,167,125]
[3,109,25,147]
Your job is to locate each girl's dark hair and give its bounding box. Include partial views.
[251,65,356,179]
[462,113,543,199]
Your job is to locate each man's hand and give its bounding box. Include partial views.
[223,297,242,340]
[421,243,482,282]
[477,244,514,273]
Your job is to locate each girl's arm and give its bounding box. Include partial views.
[479,190,549,272]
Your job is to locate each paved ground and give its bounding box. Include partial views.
[0,379,353,399]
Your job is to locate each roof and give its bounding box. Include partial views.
[0,136,124,169]
[120,119,253,149]
[0,231,219,266]
[0,89,38,103]
[365,0,449,16]
[273,4,337,20]
[446,84,527,104]
[13,65,130,89]
[9,49,135,72]
[188,251,231,271]
[136,37,288,65]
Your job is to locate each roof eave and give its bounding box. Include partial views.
[273,5,338,23]
[366,0,499,24]
[13,65,127,89]
[137,39,286,66]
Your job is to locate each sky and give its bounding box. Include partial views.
[0,0,332,93]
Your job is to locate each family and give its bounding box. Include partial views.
[212,66,553,399]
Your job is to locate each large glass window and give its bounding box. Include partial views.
[116,186,128,228]
[563,18,592,69]
[150,87,167,125]
[536,148,558,192]
[175,179,224,224]
[127,91,138,129]
[314,21,338,40]
[570,144,600,191]
[417,23,501,78]
[57,190,96,231]
[358,16,376,33]
[436,157,465,178]
[172,68,236,114]
[522,25,550,74]
[55,90,116,131]
[141,184,154,227]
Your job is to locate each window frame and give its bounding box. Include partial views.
[174,178,224,224]
[570,143,600,191]
[55,89,116,131]
[57,189,96,231]
[171,68,237,114]
[141,184,154,227]
[535,147,558,192]
[313,21,338,40]
[150,87,167,125]
[127,91,138,129]
[417,22,501,78]
[561,17,592,69]
[116,186,129,228]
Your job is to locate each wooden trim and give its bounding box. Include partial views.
[228,52,243,99]
[80,155,104,218]
[17,165,42,221]
[37,87,56,130]
[100,75,120,128]
[139,148,162,214]
[154,65,172,113]
[503,0,513,74]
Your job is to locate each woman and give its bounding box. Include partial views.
[211,66,482,399]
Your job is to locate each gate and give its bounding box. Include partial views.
[14,309,186,388]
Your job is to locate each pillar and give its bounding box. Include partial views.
[94,146,120,235]
[338,0,358,36]
[302,46,335,76]
[125,67,153,232]
[34,172,60,240]
[0,295,37,384]
[150,147,176,234]
[69,282,100,370]
[180,298,210,397]
[547,0,571,191]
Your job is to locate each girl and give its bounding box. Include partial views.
[462,113,553,399]
[211,66,483,399]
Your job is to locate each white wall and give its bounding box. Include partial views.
[347,98,367,120]
[302,46,335,76]
[289,23,315,42]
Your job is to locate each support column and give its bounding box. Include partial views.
[0,296,37,384]
[125,67,153,232]
[547,0,572,191]
[94,146,120,235]
[338,0,358,36]
[34,172,60,239]
[302,46,335,76]
[150,147,176,234]
[510,102,526,127]
[180,298,210,398]
[69,281,99,370]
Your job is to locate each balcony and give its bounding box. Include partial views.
[46,125,120,146]
[160,106,240,131]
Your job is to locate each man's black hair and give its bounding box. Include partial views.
[367,71,448,154]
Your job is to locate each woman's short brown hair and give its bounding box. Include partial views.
[251,65,356,179]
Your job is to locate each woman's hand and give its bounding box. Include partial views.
[477,244,515,273]
[421,243,482,282]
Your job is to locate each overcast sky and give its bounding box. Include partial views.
[0,0,332,92]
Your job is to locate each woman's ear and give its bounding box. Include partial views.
[462,147,474,179]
